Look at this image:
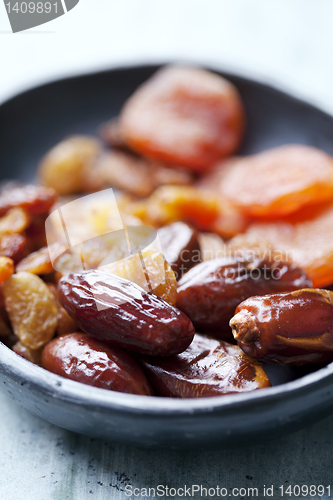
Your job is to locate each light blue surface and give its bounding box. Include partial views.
[1,390,332,499]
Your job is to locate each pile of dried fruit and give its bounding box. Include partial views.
[2,65,333,398]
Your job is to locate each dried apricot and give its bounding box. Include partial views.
[119,65,245,172]
[42,333,154,395]
[240,202,333,288]
[3,272,58,349]
[144,185,219,231]
[207,145,333,218]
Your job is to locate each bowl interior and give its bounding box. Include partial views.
[1,64,333,449]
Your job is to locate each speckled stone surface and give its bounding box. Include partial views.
[1,391,333,499]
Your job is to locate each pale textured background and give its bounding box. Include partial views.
[1,1,333,498]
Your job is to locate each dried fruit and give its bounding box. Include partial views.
[42,332,154,395]
[13,341,42,365]
[0,256,14,284]
[198,232,225,261]
[230,289,333,365]
[0,308,12,337]
[206,145,333,218]
[58,270,195,356]
[3,272,58,349]
[103,250,177,305]
[158,222,201,279]
[145,185,219,231]
[38,135,102,195]
[47,283,78,337]
[242,202,333,287]
[138,333,271,397]
[177,256,312,338]
[0,182,57,216]
[94,150,193,198]
[16,246,54,274]
[0,208,30,237]
[119,65,245,172]
[0,233,28,264]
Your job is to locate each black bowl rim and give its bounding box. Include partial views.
[1,62,333,418]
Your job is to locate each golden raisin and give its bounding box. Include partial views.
[0,208,31,237]
[16,246,55,275]
[145,186,219,231]
[38,135,102,195]
[13,341,43,365]
[0,256,14,284]
[102,250,177,305]
[3,272,58,349]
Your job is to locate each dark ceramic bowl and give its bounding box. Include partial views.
[1,64,333,450]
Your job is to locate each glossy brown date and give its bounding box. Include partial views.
[42,333,154,395]
[230,289,333,365]
[158,222,201,279]
[176,256,312,339]
[58,270,195,356]
[137,333,271,398]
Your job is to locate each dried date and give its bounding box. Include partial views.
[58,270,195,356]
[42,332,154,395]
[137,333,271,397]
[177,256,312,339]
[230,289,333,365]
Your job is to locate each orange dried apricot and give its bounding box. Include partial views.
[237,202,333,288]
[144,185,219,231]
[208,145,333,218]
[3,272,58,349]
[119,65,245,172]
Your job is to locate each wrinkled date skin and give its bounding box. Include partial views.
[176,256,312,339]
[42,333,154,395]
[230,289,333,365]
[158,222,201,279]
[137,333,271,398]
[58,270,195,356]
